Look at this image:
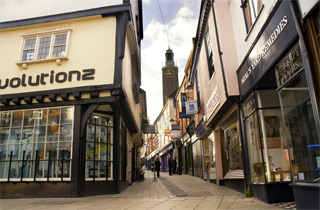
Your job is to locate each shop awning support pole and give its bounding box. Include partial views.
[257,92,272,182]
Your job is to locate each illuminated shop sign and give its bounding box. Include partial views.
[0,69,95,89]
[237,0,298,97]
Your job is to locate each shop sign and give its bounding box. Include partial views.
[165,130,171,136]
[237,0,298,97]
[159,143,173,156]
[275,43,303,88]
[186,100,198,114]
[171,130,181,139]
[206,86,219,120]
[196,122,206,138]
[179,93,191,118]
[151,149,158,158]
[146,145,151,149]
[0,69,95,90]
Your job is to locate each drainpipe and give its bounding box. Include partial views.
[211,1,229,99]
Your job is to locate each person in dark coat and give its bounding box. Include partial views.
[155,158,161,177]
[172,157,177,174]
[168,155,173,175]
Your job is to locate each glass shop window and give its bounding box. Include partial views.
[203,132,216,179]
[278,71,320,183]
[85,114,113,180]
[0,106,74,181]
[244,90,291,183]
[223,120,244,179]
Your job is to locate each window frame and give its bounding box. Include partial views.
[204,26,215,78]
[17,29,71,66]
[0,106,74,182]
[241,0,263,33]
[85,113,114,181]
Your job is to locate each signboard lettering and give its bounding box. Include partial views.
[0,69,95,89]
[237,0,298,96]
[241,16,288,85]
[206,86,219,119]
[275,43,303,87]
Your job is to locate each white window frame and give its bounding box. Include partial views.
[17,29,71,68]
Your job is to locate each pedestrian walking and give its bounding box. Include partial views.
[172,157,177,174]
[155,158,161,177]
[168,155,173,175]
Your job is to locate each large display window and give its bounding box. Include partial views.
[278,71,320,183]
[243,90,291,183]
[203,132,216,179]
[0,106,74,181]
[85,113,113,180]
[223,120,243,179]
[276,42,320,183]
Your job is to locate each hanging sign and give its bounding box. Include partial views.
[171,130,181,139]
[179,93,191,118]
[186,100,198,114]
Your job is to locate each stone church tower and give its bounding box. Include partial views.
[162,48,179,105]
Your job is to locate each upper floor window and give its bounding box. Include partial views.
[242,0,262,32]
[20,30,70,62]
[205,27,214,78]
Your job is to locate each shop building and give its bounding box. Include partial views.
[185,0,244,193]
[174,46,199,177]
[233,0,319,206]
[154,97,177,173]
[0,0,145,198]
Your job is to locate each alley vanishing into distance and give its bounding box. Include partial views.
[1,171,283,210]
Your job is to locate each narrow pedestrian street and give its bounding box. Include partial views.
[1,171,282,210]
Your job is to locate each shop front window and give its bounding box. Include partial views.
[85,114,113,180]
[244,90,291,183]
[278,71,320,183]
[223,120,243,179]
[0,106,73,181]
[203,132,216,179]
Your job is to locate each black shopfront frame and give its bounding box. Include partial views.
[237,0,320,205]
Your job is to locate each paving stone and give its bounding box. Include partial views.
[1,170,280,210]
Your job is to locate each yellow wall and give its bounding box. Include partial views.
[0,15,116,95]
[122,28,142,133]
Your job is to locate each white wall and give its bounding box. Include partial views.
[298,0,318,18]
[0,0,123,22]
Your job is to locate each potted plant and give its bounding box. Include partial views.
[252,161,265,182]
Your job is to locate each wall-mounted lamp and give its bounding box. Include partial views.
[185,82,193,91]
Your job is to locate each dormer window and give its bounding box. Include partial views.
[18,29,71,67]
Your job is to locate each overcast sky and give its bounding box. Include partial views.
[141,0,201,123]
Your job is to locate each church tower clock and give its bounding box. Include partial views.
[162,48,179,105]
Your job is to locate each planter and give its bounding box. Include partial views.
[290,182,320,210]
[250,182,294,203]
